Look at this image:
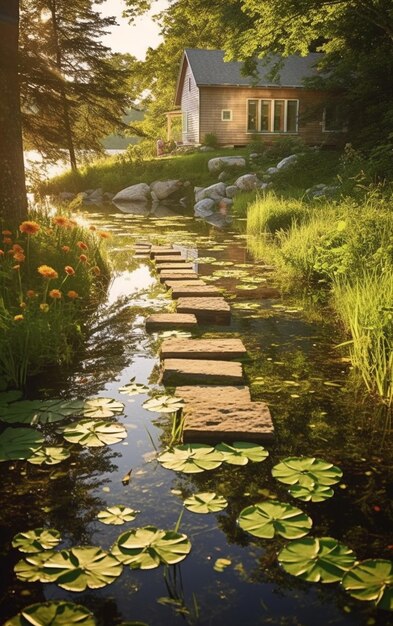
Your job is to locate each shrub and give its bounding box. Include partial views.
[0,212,110,387]
[246,192,309,235]
[203,133,219,149]
[264,136,305,160]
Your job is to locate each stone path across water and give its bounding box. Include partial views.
[142,242,275,442]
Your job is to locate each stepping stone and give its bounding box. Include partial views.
[134,253,150,259]
[135,241,151,247]
[159,272,199,283]
[154,256,186,263]
[161,338,247,360]
[182,401,274,443]
[175,385,251,403]
[145,314,198,331]
[176,297,231,324]
[161,359,243,385]
[150,247,182,258]
[165,280,206,289]
[156,263,194,271]
[170,285,222,299]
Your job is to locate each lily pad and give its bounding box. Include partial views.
[0,399,87,425]
[158,444,223,473]
[238,500,312,540]
[14,551,56,583]
[0,427,44,461]
[216,442,269,466]
[0,390,23,404]
[4,601,97,626]
[42,546,123,591]
[119,378,149,396]
[97,505,139,525]
[142,395,185,413]
[184,492,228,514]
[272,457,343,489]
[12,528,62,553]
[61,420,127,447]
[236,284,258,291]
[27,446,71,466]
[278,537,356,583]
[81,397,125,418]
[342,559,393,610]
[111,526,191,569]
[288,483,334,502]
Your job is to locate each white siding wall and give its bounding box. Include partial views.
[180,63,199,144]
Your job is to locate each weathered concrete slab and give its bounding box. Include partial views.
[150,247,182,258]
[175,385,251,403]
[161,338,247,360]
[182,402,274,443]
[161,359,243,385]
[153,256,187,263]
[134,253,150,259]
[156,263,194,271]
[159,272,199,283]
[135,241,151,248]
[145,314,198,331]
[170,285,222,299]
[176,297,231,324]
[165,280,206,289]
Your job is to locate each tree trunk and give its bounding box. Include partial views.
[50,0,78,172]
[0,0,27,224]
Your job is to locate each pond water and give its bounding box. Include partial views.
[1,209,392,626]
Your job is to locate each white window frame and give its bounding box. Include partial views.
[221,109,232,121]
[246,98,299,133]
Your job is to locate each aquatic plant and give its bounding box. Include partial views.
[12,528,62,554]
[183,492,228,514]
[342,559,393,609]
[5,601,97,626]
[238,500,313,540]
[111,526,191,569]
[97,506,139,525]
[61,419,127,447]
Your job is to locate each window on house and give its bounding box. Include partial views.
[323,104,346,132]
[248,100,258,131]
[182,112,188,133]
[247,99,299,133]
[188,77,192,92]
[221,109,232,121]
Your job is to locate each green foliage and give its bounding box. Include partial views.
[119,378,149,396]
[246,192,309,235]
[4,601,97,626]
[215,442,269,465]
[27,446,71,466]
[272,457,343,487]
[183,492,228,514]
[61,419,127,447]
[342,559,393,609]
[111,526,192,569]
[158,444,224,474]
[0,427,44,461]
[142,395,185,413]
[278,537,356,583]
[263,137,305,161]
[97,506,139,525]
[203,133,219,149]
[238,500,313,540]
[12,528,62,554]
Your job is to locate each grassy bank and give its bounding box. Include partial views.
[0,211,110,387]
[246,190,393,408]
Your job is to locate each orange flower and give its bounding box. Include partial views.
[98,231,110,239]
[77,241,88,250]
[65,265,75,276]
[14,314,24,321]
[67,290,79,299]
[13,252,25,262]
[40,303,49,313]
[3,237,12,245]
[12,244,24,253]
[0,250,4,256]
[2,230,12,236]
[91,266,101,276]
[49,289,62,299]
[79,254,88,263]
[26,290,37,298]
[61,245,70,253]
[19,221,40,235]
[38,265,58,279]
[53,216,69,227]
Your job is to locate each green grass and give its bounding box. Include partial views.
[40,148,249,195]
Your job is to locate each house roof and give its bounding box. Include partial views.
[174,48,323,104]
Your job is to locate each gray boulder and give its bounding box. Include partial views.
[225,185,239,199]
[208,156,246,173]
[195,182,227,203]
[218,170,231,182]
[150,179,183,200]
[266,167,279,175]
[58,191,76,201]
[276,154,298,170]
[113,183,151,204]
[194,198,216,218]
[235,173,260,191]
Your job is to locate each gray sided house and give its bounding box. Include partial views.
[172,48,345,147]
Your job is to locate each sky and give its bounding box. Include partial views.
[96,0,169,59]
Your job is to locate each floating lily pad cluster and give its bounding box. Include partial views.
[0,396,126,463]
[4,600,97,626]
[272,456,343,502]
[119,377,149,396]
[157,442,269,474]
[143,395,185,413]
